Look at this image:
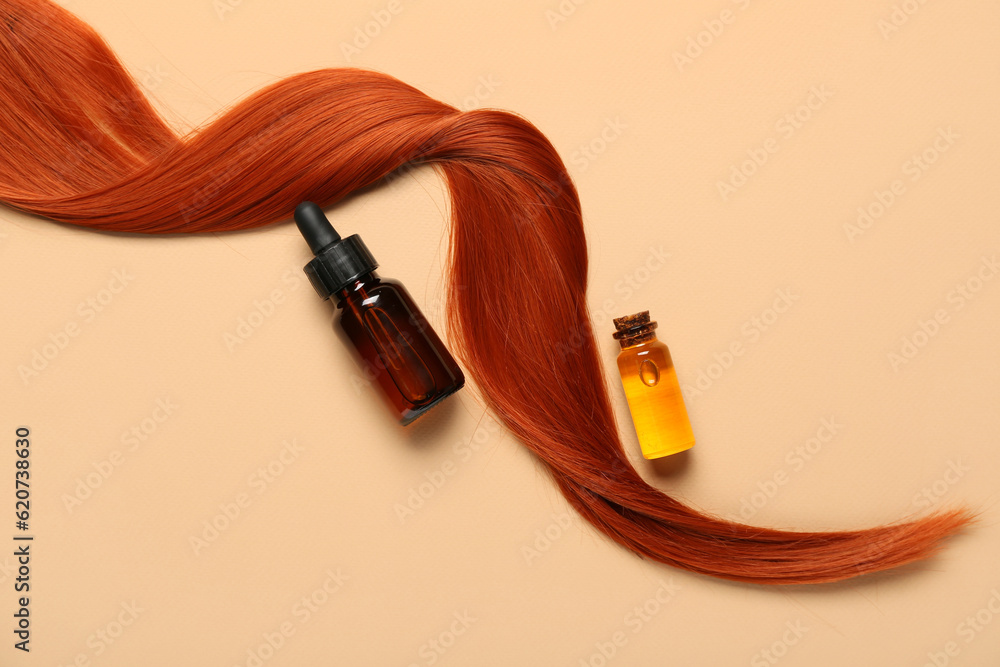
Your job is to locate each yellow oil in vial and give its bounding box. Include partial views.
[613,312,694,459]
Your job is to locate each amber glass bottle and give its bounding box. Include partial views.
[295,202,464,424]
[612,311,694,458]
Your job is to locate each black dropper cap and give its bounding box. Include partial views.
[294,201,378,299]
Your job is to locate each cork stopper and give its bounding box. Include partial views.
[612,311,658,348]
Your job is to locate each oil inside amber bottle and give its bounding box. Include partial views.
[613,311,694,459]
[336,275,464,424]
[295,201,464,425]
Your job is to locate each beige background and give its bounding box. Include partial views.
[2,0,999,665]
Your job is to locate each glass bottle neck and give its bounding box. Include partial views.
[618,332,658,350]
[335,273,379,305]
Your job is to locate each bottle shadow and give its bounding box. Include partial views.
[644,448,692,480]
[401,393,462,448]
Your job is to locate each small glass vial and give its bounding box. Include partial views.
[295,202,464,425]
[612,311,694,458]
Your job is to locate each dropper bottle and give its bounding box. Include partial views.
[613,311,695,458]
[294,202,464,424]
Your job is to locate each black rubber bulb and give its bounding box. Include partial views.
[294,201,341,254]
